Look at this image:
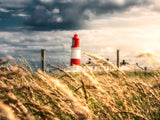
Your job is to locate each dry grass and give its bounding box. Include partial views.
[0,53,160,120]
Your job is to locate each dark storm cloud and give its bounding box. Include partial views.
[0,0,33,8]
[0,0,153,30]
[24,0,151,30]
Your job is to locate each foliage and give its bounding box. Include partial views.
[0,54,159,120]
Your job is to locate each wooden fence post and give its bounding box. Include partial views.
[41,49,45,72]
[117,49,120,68]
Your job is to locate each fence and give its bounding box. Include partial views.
[40,49,148,72]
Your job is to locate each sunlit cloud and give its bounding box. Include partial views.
[52,8,60,14]
[0,8,11,12]
[12,13,29,17]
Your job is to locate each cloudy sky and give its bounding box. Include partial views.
[0,0,160,67]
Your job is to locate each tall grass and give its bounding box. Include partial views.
[0,53,159,120]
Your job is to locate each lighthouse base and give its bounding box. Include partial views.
[70,59,81,66]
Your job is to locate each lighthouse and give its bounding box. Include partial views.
[70,34,81,66]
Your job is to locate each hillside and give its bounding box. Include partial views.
[0,56,159,120]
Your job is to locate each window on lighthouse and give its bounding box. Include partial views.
[72,39,75,46]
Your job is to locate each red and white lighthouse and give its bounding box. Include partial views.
[70,34,81,66]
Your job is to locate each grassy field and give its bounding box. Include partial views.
[0,54,160,120]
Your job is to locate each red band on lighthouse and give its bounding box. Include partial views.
[70,34,81,66]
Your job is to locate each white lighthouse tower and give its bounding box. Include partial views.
[70,34,81,66]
